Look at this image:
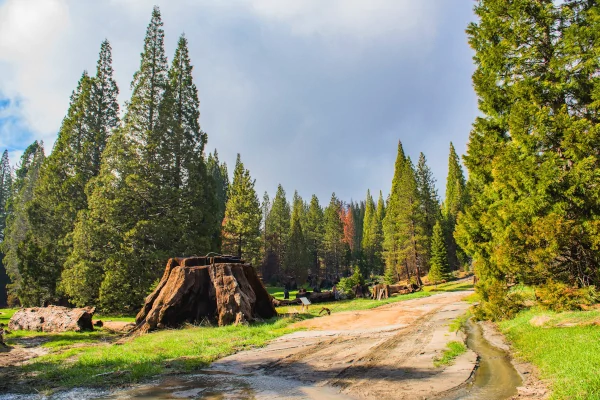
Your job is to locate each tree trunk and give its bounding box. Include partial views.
[133,256,276,334]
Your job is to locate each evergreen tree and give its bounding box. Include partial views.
[285,198,310,283]
[416,153,440,239]
[443,142,467,270]
[207,149,229,227]
[0,150,12,306]
[89,39,120,174]
[221,155,261,265]
[0,150,11,241]
[124,6,168,139]
[323,193,344,279]
[266,184,290,276]
[305,195,324,278]
[457,0,600,296]
[383,141,406,281]
[428,220,449,286]
[2,142,45,302]
[64,8,219,312]
[361,190,377,275]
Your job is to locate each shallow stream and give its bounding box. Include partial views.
[443,318,523,400]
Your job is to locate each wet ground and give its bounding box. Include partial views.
[0,290,538,400]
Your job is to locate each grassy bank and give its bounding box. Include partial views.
[499,308,600,400]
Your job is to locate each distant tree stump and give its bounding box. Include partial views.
[133,256,277,334]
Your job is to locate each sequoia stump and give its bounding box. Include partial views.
[8,306,95,332]
[133,256,277,333]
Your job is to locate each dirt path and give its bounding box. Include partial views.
[210,290,476,399]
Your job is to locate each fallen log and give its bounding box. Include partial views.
[8,306,95,332]
[133,256,277,334]
[272,297,301,307]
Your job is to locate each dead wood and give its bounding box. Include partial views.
[8,306,95,332]
[132,256,277,334]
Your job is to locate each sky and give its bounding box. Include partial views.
[0,0,478,204]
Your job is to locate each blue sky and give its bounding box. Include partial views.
[0,0,478,204]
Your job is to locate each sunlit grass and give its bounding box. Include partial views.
[500,308,600,399]
[434,341,466,367]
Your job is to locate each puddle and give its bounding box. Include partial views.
[444,318,522,400]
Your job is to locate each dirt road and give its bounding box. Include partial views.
[209,290,476,399]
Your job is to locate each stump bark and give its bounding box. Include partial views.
[8,306,95,332]
[133,256,277,333]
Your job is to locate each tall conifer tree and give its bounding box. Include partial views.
[0,150,12,306]
[2,142,45,303]
[221,155,261,264]
[305,195,324,278]
[266,184,291,275]
[443,143,467,270]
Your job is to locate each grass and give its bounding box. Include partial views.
[1,284,470,393]
[0,307,17,325]
[434,341,467,367]
[275,290,431,317]
[2,317,297,393]
[424,279,475,293]
[499,307,600,400]
[449,311,471,333]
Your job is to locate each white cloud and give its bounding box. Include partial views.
[249,0,436,39]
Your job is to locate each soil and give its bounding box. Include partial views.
[210,291,478,399]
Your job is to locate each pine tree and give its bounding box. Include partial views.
[64,8,210,312]
[0,150,11,241]
[361,190,377,275]
[285,198,310,283]
[221,154,261,265]
[266,184,290,276]
[89,39,120,175]
[207,149,229,227]
[0,150,12,306]
[2,142,45,302]
[457,0,600,295]
[124,6,168,139]
[443,142,467,270]
[383,141,406,281]
[416,153,440,239]
[323,193,344,280]
[305,195,324,278]
[428,221,449,286]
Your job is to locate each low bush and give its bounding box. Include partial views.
[535,280,598,312]
[472,279,525,321]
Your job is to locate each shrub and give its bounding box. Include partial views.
[337,267,365,297]
[535,280,598,312]
[473,279,525,321]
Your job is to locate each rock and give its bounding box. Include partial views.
[133,256,277,334]
[8,306,95,332]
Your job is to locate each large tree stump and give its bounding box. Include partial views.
[133,256,277,333]
[8,306,95,332]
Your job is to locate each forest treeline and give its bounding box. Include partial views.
[0,6,469,312]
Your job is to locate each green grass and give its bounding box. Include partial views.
[449,311,471,333]
[0,307,17,325]
[94,313,136,323]
[275,290,431,317]
[499,307,600,399]
[434,341,467,367]
[266,284,312,300]
[2,317,297,392]
[424,279,475,293]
